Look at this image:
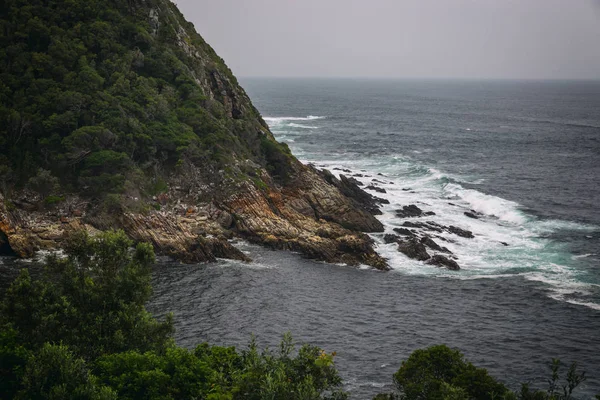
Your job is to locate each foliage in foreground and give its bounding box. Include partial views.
[373,345,590,400]
[0,230,594,400]
[0,230,346,400]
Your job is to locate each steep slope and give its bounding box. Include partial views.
[0,0,388,269]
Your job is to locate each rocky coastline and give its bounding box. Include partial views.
[0,162,390,270]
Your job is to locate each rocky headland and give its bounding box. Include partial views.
[0,0,389,269]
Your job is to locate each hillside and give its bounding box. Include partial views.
[0,0,388,269]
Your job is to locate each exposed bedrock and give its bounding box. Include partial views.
[0,164,390,270]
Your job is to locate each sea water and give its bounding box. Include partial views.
[149,79,600,398]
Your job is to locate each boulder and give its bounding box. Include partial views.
[464,211,479,219]
[366,185,387,194]
[383,233,401,244]
[396,204,424,218]
[393,227,415,236]
[426,254,460,270]
[398,238,431,261]
[448,225,474,238]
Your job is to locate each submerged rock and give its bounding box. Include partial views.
[383,233,401,244]
[396,204,435,218]
[393,227,415,236]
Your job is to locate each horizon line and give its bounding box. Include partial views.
[238,76,600,82]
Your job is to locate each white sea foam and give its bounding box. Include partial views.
[287,123,319,129]
[263,115,325,125]
[444,183,526,224]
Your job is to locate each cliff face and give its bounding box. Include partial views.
[0,0,388,269]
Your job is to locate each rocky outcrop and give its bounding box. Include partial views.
[316,169,388,219]
[0,164,390,270]
[448,226,474,239]
[396,204,436,218]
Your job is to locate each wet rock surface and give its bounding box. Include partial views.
[398,238,431,261]
[427,254,461,270]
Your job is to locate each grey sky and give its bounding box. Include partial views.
[175,0,600,79]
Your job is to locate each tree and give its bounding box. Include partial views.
[1,230,174,360]
[393,345,509,400]
[17,343,116,400]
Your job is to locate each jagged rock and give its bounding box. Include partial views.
[347,177,364,187]
[315,169,385,219]
[448,225,474,238]
[365,185,387,194]
[396,205,424,218]
[393,227,415,236]
[402,221,425,228]
[464,211,479,219]
[420,236,451,253]
[426,255,460,270]
[383,233,401,244]
[398,238,431,261]
[500,242,509,246]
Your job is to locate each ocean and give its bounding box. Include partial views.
[153,79,600,398]
[3,79,599,398]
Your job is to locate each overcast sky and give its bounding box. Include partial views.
[175,0,600,80]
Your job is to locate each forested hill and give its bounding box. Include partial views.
[0,0,388,269]
[0,0,284,194]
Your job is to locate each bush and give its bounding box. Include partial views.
[18,343,116,400]
[393,345,509,400]
[27,168,60,198]
[375,346,590,400]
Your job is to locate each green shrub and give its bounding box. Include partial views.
[18,343,116,400]
[393,345,509,400]
[44,195,65,205]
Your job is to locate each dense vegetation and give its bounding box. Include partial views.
[0,231,595,399]
[374,345,590,400]
[0,0,293,202]
[0,230,347,399]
